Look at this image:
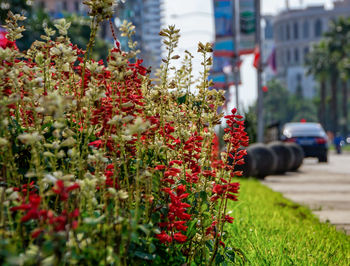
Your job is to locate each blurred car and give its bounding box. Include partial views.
[281,122,328,162]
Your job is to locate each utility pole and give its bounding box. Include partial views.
[285,0,290,10]
[232,0,240,110]
[255,0,264,142]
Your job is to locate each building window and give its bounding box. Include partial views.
[279,26,284,41]
[74,1,79,12]
[264,19,273,39]
[286,24,290,40]
[287,49,291,63]
[278,50,283,68]
[294,48,299,64]
[303,47,309,62]
[315,19,323,37]
[56,2,63,12]
[293,22,299,39]
[303,20,309,39]
[63,1,68,10]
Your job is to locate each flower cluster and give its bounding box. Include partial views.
[10,180,80,238]
[0,9,248,266]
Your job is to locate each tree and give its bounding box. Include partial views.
[244,79,317,143]
[326,17,350,136]
[305,40,330,129]
[262,79,293,126]
[324,17,350,135]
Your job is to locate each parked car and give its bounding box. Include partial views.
[281,122,328,162]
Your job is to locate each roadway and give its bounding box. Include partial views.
[262,151,350,235]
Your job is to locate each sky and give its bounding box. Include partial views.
[164,0,334,110]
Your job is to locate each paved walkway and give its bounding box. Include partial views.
[262,152,350,235]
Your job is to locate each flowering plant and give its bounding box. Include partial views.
[0,2,248,265]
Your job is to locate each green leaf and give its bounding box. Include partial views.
[186,218,197,238]
[215,253,225,264]
[149,243,156,254]
[206,239,214,252]
[177,94,187,104]
[225,250,236,263]
[200,190,207,201]
[134,251,155,261]
[138,225,150,236]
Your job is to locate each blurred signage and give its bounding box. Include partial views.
[213,38,235,57]
[211,0,255,89]
[239,0,255,54]
[210,73,240,89]
[213,0,255,55]
[210,69,241,89]
[214,0,234,37]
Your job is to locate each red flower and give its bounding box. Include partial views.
[224,215,234,224]
[10,194,47,223]
[173,232,187,243]
[88,139,103,148]
[176,185,186,196]
[174,221,188,231]
[31,228,44,239]
[212,184,225,195]
[154,165,166,170]
[169,160,183,166]
[202,170,216,178]
[206,221,217,236]
[0,31,18,50]
[155,231,172,244]
[52,180,80,201]
[226,193,238,201]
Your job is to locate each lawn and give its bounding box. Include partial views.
[226,179,350,265]
[329,144,350,152]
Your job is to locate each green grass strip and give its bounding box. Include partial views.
[329,145,350,152]
[226,179,350,265]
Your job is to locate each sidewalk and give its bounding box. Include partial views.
[262,152,350,235]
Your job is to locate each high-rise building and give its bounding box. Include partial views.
[273,0,350,98]
[115,0,163,73]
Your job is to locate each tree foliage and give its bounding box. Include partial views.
[306,16,350,135]
[0,2,111,60]
[244,79,317,142]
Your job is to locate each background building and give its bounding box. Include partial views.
[262,15,275,83]
[34,0,116,42]
[273,0,350,98]
[34,0,163,71]
[34,0,86,16]
[115,0,163,73]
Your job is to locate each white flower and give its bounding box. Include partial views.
[18,132,43,145]
[0,137,8,147]
[43,173,57,184]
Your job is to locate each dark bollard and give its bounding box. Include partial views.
[285,142,304,171]
[267,141,294,174]
[248,143,277,179]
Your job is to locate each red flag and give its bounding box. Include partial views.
[253,45,260,68]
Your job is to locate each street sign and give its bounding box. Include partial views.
[213,0,256,55]
[211,0,256,90]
